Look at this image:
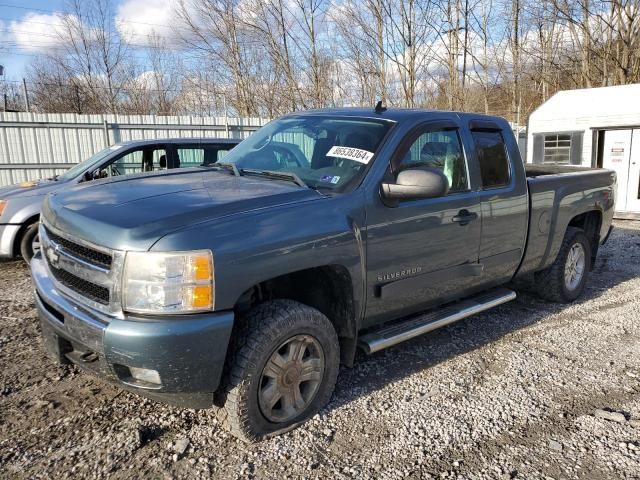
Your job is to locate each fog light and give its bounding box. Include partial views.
[129,366,161,385]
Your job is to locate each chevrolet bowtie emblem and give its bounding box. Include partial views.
[46,245,60,267]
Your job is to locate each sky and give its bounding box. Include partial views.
[0,1,66,79]
[0,0,176,81]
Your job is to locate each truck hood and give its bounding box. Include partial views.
[42,169,321,251]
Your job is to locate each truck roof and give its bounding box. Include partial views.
[115,137,242,148]
[289,107,509,124]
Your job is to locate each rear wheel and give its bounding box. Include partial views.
[19,222,40,264]
[534,227,592,303]
[217,299,340,442]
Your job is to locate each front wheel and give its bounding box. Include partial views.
[20,222,40,264]
[218,300,340,442]
[534,227,592,303]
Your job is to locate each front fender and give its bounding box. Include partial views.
[151,192,367,322]
[2,194,44,225]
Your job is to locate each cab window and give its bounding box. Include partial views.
[397,129,469,193]
[472,131,511,189]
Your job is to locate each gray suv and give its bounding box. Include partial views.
[0,138,239,262]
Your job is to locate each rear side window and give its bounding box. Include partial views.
[472,131,510,189]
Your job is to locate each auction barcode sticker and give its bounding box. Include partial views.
[326,146,375,164]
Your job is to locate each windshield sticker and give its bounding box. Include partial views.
[326,146,374,164]
[320,175,341,184]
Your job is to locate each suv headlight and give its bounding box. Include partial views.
[122,250,214,314]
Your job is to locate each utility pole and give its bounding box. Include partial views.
[74,84,81,114]
[0,65,5,112]
[22,78,30,112]
[222,94,229,137]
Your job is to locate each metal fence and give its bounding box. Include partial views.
[0,112,268,186]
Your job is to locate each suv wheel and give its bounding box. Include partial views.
[218,299,339,442]
[534,227,592,303]
[20,222,40,264]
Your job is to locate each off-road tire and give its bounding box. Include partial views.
[19,222,40,264]
[534,227,592,303]
[217,299,340,442]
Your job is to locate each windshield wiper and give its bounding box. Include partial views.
[240,169,308,188]
[209,161,241,177]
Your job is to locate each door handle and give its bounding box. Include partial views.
[452,210,478,225]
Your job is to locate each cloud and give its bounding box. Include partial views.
[115,0,183,47]
[9,13,70,53]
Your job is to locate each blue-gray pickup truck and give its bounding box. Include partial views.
[31,108,615,441]
[0,138,239,262]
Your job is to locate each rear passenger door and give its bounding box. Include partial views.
[468,122,528,285]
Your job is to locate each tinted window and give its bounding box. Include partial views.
[472,131,510,189]
[398,129,469,193]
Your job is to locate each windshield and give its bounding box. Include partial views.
[57,145,121,181]
[221,116,394,190]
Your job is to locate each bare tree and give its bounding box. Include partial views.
[178,0,259,116]
[330,0,390,105]
[24,0,132,113]
[121,35,183,115]
[18,0,640,120]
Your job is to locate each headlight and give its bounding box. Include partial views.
[0,200,7,217]
[122,250,214,314]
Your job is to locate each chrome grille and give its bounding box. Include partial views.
[48,264,110,305]
[44,226,112,269]
[39,222,124,317]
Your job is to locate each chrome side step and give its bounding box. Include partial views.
[359,288,516,354]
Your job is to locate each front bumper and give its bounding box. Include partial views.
[32,253,234,408]
[0,223,21,258]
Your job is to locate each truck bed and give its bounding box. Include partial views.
[525,164,599,177]
[517,164,616,277]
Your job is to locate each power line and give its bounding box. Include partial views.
[1,77,225,95]
[0,2,186,31]
[0,2,341,33]
[0,27,181,45]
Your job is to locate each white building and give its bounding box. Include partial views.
[527,84,640,218]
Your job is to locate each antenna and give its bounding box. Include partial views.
[374,100,387,114]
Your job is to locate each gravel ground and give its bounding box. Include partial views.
[1,220,639,480]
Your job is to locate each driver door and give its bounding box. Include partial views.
[364,121,482,326]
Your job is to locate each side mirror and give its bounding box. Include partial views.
[381,168,449,200]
